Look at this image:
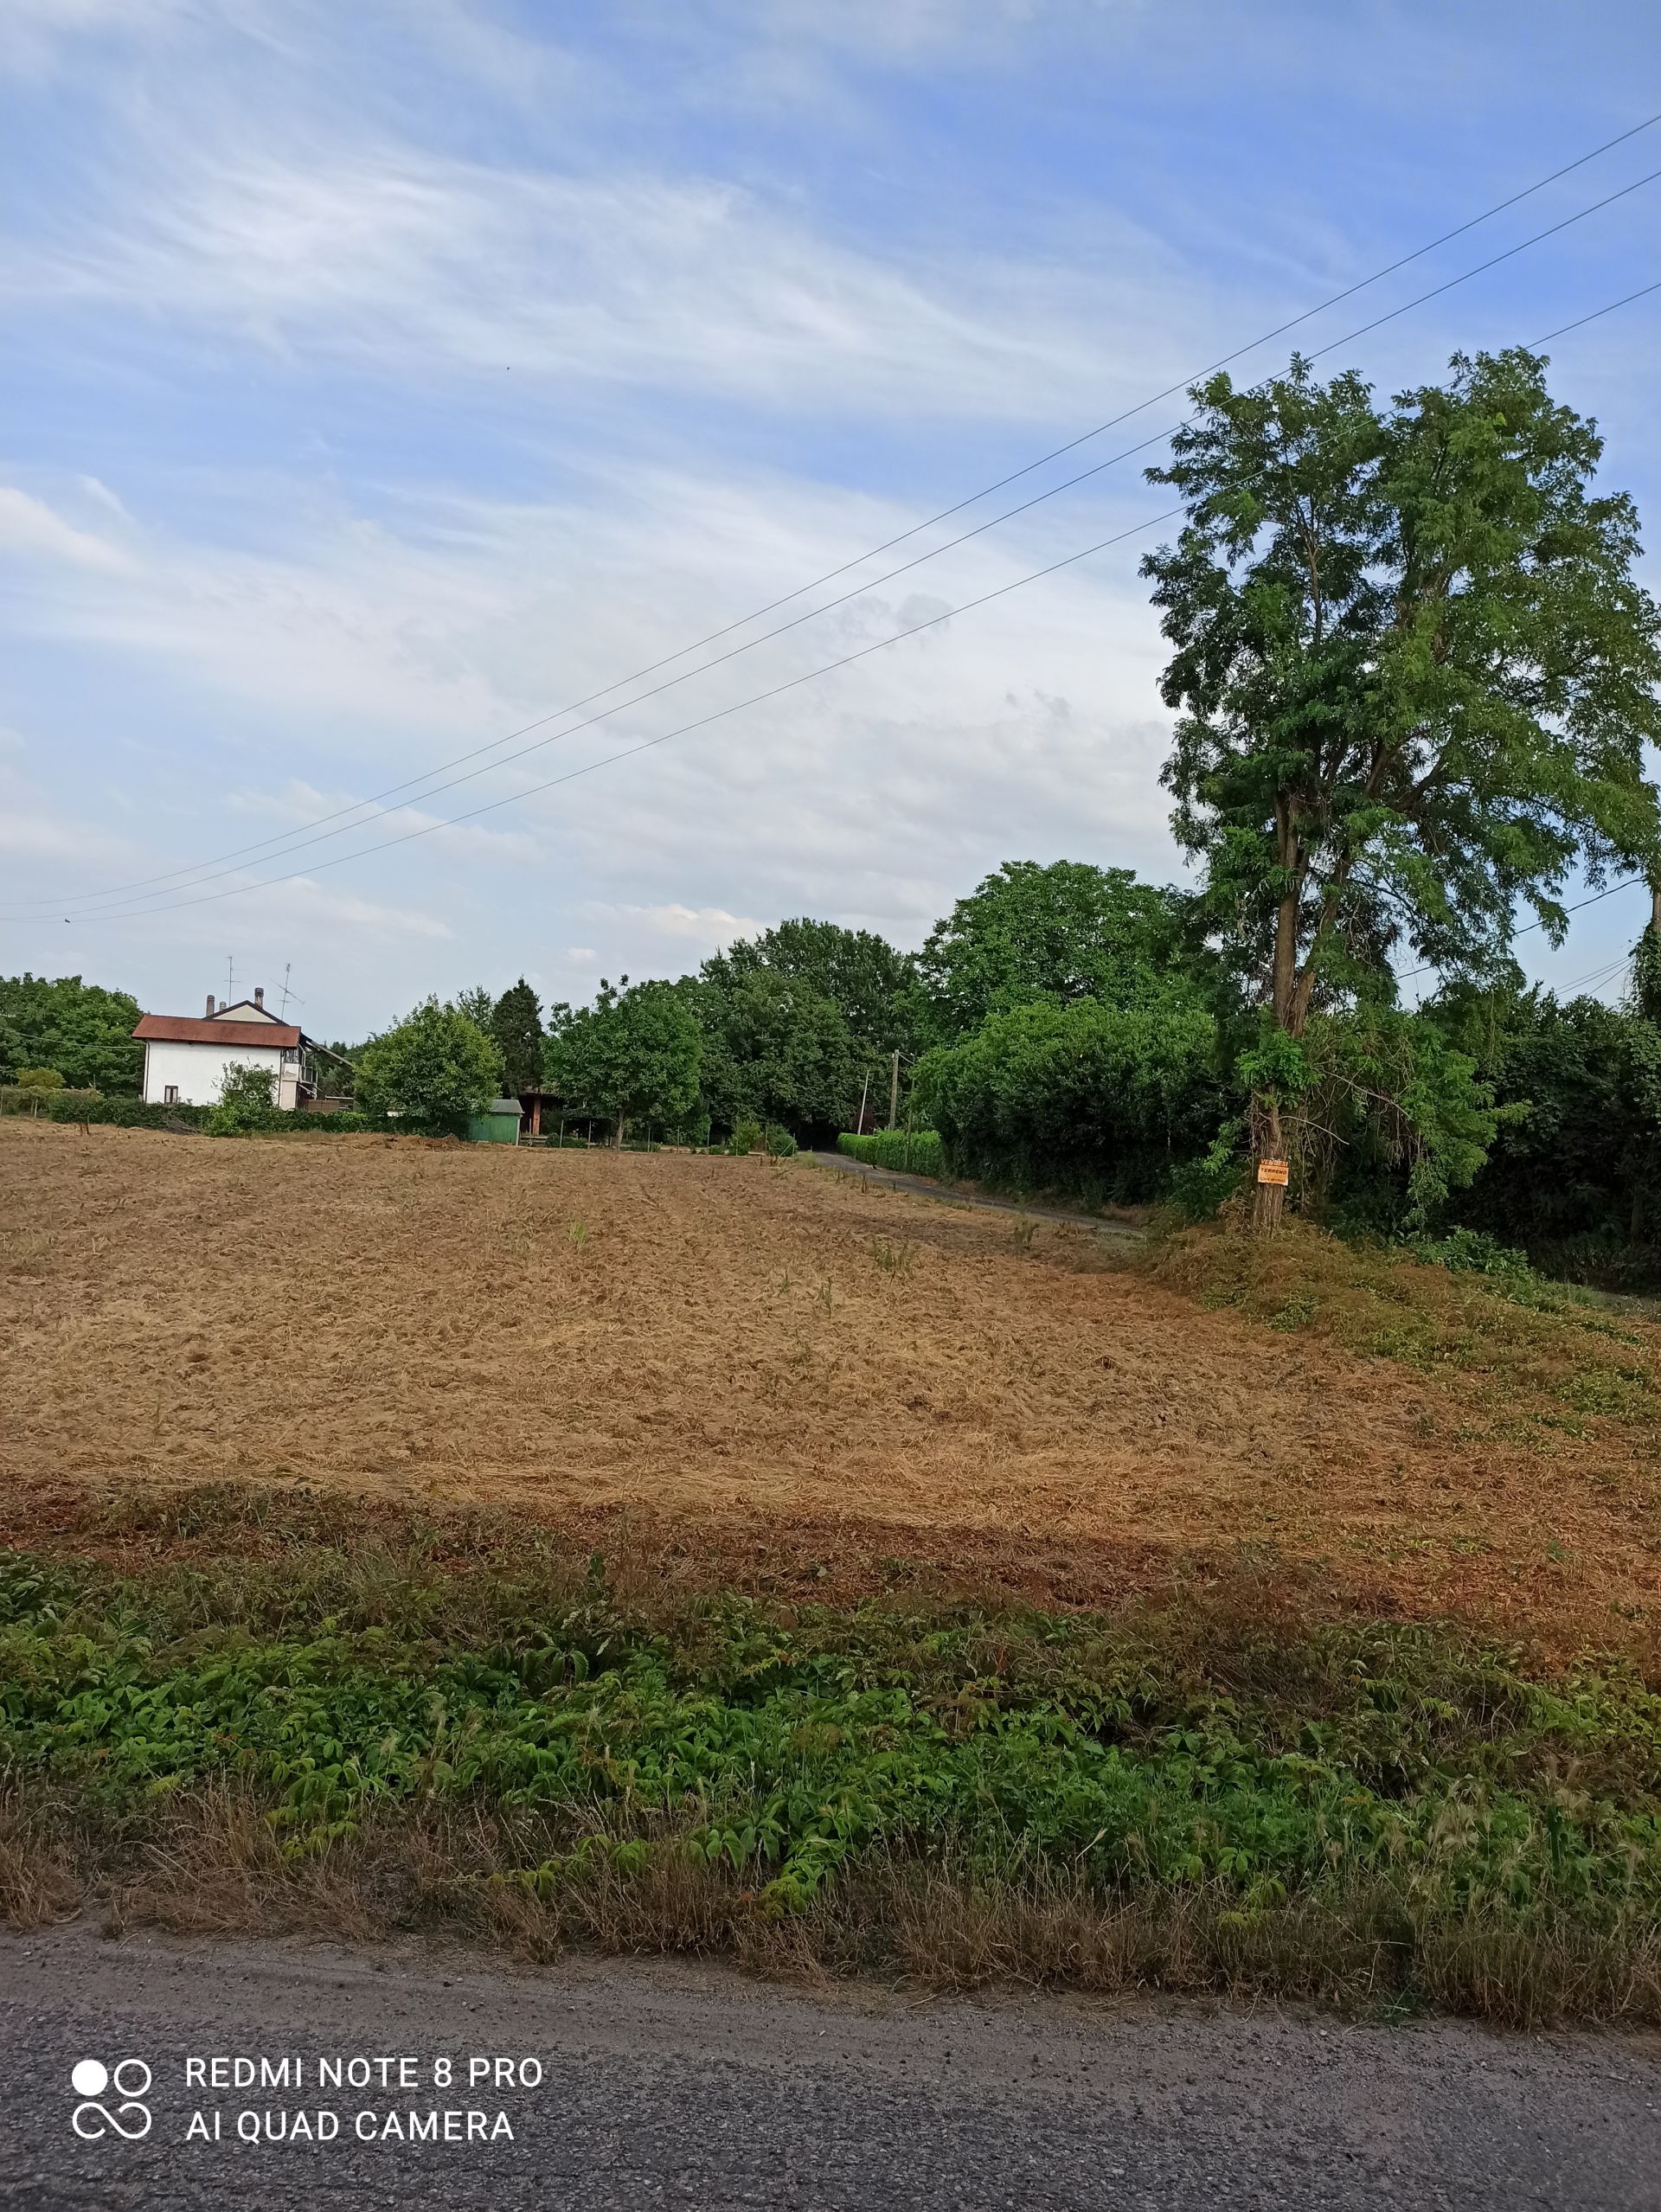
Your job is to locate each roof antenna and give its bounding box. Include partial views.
[276,962,303,1018]
[226,953,236,1004]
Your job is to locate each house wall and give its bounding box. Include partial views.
[142,1038,299,1109]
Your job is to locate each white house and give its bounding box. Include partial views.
[134,990,307,1110]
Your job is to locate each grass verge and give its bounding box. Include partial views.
[3,1501,1658,2026]
[1147,1219,1661,1433]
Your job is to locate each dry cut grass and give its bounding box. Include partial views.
[3,1119,1660,1651]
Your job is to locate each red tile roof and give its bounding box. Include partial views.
[133,1015,303,1048]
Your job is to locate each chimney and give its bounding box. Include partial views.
[253,986,264,1009]
[206,993,216,1016]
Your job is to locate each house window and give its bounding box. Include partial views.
[164,1085,180,1105]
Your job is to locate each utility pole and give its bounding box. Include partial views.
[856,1068,871,1135]
[887,1050,900,1131]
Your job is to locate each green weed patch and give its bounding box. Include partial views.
[3,1541,1658,2019]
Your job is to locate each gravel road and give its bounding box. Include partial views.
[1,1922,1657,2210]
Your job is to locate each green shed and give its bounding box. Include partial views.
[467,1098,523,1144]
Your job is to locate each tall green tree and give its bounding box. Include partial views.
[355,999,504,1134]
[546,978,701,1143]
[448,985,497,1032]
[1143,349,1661,1220]
[0,973,144,1092]
[490,978,544,1096]
[695,968,863,1138]
[914,862,1190,1040]
[695,918,916,1138]
[702,919,915,1056]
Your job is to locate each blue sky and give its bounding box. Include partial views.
[3,0,1659,1035]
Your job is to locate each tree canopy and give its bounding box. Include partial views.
[692,967,863,1138]
[702,919,915,1057]
[354,999,504,1134]
[546,978,701,1140]
[914,862,1190,1040]
[1145,349,1661,1031]
[0,972,144,1093]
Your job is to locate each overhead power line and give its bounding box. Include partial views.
[1394,876,1649,984]
[40,263,1661,932]
[42,507,1184,922]
[18,111,1661,915]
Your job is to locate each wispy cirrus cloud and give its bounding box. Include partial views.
[5,132,1200,426]
[0,485,133,572]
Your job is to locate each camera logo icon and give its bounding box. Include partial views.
[71,2058,153,2141]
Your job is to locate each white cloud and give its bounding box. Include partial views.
[601,901,768,945]
[0,486,132,572]
[1,0,193,71]
[7,135,1197,426]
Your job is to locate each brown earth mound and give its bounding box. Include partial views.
[3,1119,1658,1650]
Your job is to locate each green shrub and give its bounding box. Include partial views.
[15,1066,64,1090]
[204,1063,285,1137]
[728,1117,762,1156]
[1408,1227,1570,1311]
[837,1129,947,1177]
[764,1124,798,1157]
[2,1084,99,1117]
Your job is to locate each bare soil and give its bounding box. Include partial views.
[3,1119,1658,1650]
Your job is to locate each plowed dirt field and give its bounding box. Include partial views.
[4,1119,1658,1647]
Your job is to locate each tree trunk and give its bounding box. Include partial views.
[1252,1093,1287,1234]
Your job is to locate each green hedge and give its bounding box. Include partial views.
[39,1093,208,1130]
[837,1129,947,1177]
[27,1094,371,1136]
[914,995,1225,1204]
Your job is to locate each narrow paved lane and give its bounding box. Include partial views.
[2,1923,1656,2209]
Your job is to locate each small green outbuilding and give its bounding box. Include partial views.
[466,1098,523,1144]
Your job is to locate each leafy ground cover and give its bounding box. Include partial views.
[3,1499,1658,2027]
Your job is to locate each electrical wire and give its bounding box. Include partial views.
[1394,876,1648,984]
[16,112,1661,914]
[45,506,1187,922]
[25,196,1661,927]
[50,260,1661,931]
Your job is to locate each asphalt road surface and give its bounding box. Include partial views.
[1,1921,1657,2211]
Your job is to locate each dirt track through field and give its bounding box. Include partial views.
[3,1122,1658,1645]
